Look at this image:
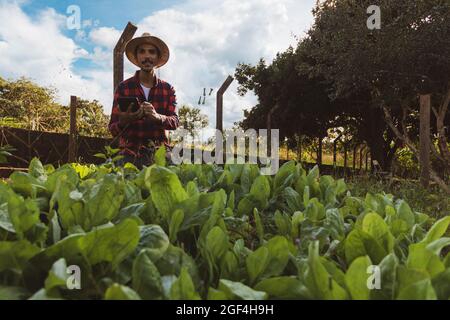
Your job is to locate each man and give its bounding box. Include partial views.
[109,32,179,169]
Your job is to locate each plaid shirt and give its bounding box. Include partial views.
[109,70,179,157]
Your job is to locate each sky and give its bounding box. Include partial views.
[0,0,316,139]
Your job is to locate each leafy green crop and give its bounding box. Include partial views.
[0,153,449,300]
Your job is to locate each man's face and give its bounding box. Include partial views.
[136,44,159,71]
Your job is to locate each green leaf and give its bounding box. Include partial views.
[250,175,270,209]
[105,284,141,300]
[431,268,450,300]
[0,240,41,272]
[155,245,199,285]
[421,216,450,245]
[397,279,437,300]
[7,192,42,240]
[83,175,125,230]
[274,210,291,236]
[303,241,348,300]
[169,209,184,243]
[253,208,264,243]
[227,189,235,210]
[0,202,15,234]
[28,288,62,300]
[170,268,200,300]
[426,237,450,256]
[396,200,415,228]
[0,286,29,300]
[147,166,188,218]
[396,265,429,294]
[345,256,372,300]
[44,258,68,296]
[218,279,267,300]
[407,243,445,277]
[207,287,230,300]
[220,251,239,280]
[246,247,269,284]
[254,277,311,299]
[136,225,170,262]
[211,189,227,216]
[8,171,42,198]
[291,211,305,238]
[344,228,387,265]
[369,254,398,300]
[132,249,163,299]
[205,226,229,262]
[324,208,345,241]
[82,219,140,268]
[362,212,394,254]
[186,181,199,198]
[262,236,290,278]
[45,166,79,195]
[273,161,296,193]
[94,153,107,160]
[28,158,46,182]
[154,146,166,167]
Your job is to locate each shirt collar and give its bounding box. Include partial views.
[133,70,160,88]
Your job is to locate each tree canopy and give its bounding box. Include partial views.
[234,0,449,180]
[0,76,111,138]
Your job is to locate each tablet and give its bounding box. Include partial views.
[118,97,140,112]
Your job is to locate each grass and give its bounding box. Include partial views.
[347,175,450,220]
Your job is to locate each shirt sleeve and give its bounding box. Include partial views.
[108,84,124,137]
[160,84,180,130]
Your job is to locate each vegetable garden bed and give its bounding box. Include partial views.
[0,147,449,300]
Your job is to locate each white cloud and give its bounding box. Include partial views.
[130,0,314,133]
[89,26,121,49]
[0,0,315,139]
[0,1,108,109]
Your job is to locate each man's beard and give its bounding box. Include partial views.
[140,59,154,71]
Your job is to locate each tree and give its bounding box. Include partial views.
[0,77,64,131]
[304,0,450,192]
[0,77,111,138]
[75,99,111,138]
[176,104,209,143]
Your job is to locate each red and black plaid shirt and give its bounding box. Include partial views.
[109,70,179,157]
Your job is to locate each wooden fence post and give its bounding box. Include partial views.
[68,95,77,163]
[216,75,234,133]
[420,94,431,187]
[344,143,348,177]
[297,135,302,163]
[317,136,323,166]
[359,146,365,171]
[113,22,138,93]
[215,75,233,163]
[365,151,369,171]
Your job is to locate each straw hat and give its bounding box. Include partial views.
[125,32,170,68]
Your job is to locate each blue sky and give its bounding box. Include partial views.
[0,0,316,138]
[20,0,184,69]
[21,0,186,33]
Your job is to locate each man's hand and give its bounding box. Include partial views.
[118,103,144,127]
[141,102,165,125]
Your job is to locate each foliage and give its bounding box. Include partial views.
[0,77,111,138]
[173,105,208,143]
[234,0,450,178]
[0,144,15,164]
[347,176,450,221]
[0,154,449,300]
